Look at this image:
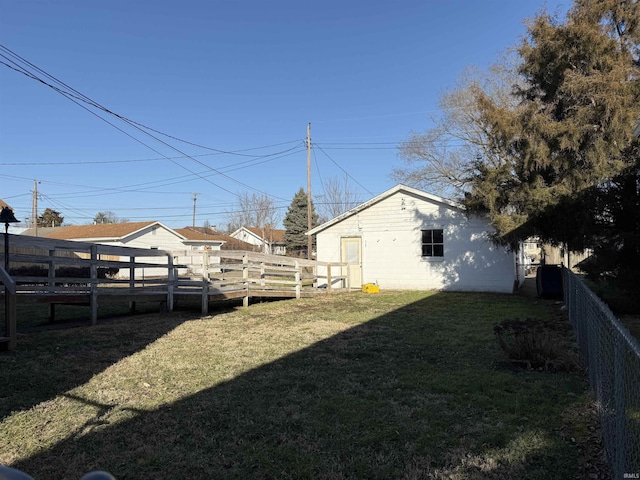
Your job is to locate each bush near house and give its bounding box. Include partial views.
[9,265,120,283]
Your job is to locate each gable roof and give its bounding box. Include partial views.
[45,221,180,241]
[307,184,464,236]
[174,226,227,243]
[231,226,286,244]
[245,226,285,243]
[21,226,66,237]
[220,235,259,251]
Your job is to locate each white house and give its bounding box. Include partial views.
[46,221,189,278]
[230,226,286,255]
[174,226,226,276]
[306,184,525,294]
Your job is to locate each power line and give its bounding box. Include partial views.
[0,140,306,167]
[0,144,306,202]
[0,44,296,201]
[313,143,375,197]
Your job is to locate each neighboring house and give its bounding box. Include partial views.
[522,237,542,264]
[540,244,592,271]
[175,226,255,251]
[230,226,286,255]
[522,236,591,271]
[306,184,525,293]
[174,226,227,250]
[174,226,226,276]
[45,221,187,278]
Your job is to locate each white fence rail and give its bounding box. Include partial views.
[0,235,348,350]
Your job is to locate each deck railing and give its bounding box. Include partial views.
[171,249,348,311]
[0,235,348,350]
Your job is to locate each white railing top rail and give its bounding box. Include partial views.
[0,234,173,258]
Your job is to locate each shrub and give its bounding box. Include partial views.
[9,265,119,281]
[494,317,580,372]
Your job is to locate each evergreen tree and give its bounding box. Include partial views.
[38,208,64,227]
[464,0,640,252]
[283,188,319,257]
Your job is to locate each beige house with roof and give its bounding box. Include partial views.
[173,226,227,276]
[46,221,188,278]
[230,226,286,255]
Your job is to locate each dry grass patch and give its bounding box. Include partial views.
[0,291,598,479]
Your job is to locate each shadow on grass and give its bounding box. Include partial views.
[6,292,590,479]
[0,299,242,420]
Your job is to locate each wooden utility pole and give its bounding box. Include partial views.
[192,193,198,227]
[306,123,312,259]
[32,180,39,237]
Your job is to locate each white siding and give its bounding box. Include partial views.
[120,226,184,278]
[315,190,517,293]
[176,244,223,276]
[231,229,262,247]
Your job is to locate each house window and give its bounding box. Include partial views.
[421,229,444,257]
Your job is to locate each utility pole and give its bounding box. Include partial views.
[32,180,39,237]
[192,193,199,227]
[306,123,312,259]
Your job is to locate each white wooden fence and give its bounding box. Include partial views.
[0,234,349,350]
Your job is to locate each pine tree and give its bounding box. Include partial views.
[464,0,640,252]
[283,188,319,257]
[38,208,64,227]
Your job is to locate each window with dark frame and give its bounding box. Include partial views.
[421,229,444,257]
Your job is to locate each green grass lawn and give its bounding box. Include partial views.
[0,291,598,479]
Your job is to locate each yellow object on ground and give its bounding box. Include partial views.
[362,283,380,293]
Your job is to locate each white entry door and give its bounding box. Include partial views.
[341,237,362,289]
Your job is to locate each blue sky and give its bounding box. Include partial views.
[1,0,570,230]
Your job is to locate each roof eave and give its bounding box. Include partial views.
[307,184,464,236]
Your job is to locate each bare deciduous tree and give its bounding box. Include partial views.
[393,58,521,199]
[315,176,361,222]
[226,193,282,252]
[92,211,128,224]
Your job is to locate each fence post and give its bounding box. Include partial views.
[327,264,332,294]
[198,250,207,314]
[48,249,56,321]
[201,276,209,315]
[243,254,249,307]
[129,257,136,313]
[260,262,265,289]
[90,245,98,325]
[295,261,301,299]
[6,290,16,350]
[1,267,17,351]
[167,254,174,313]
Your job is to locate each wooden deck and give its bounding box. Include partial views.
[0,234,349,350]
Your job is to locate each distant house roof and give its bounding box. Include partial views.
[220,235,259,251]
[0,199,12,210]
[45,221,176,241]
[307,184,463,236]
[242,226,286,243]
[174,226,226,243]
[21,226,66,237]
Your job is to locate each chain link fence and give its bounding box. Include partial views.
[563,269,640,479]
